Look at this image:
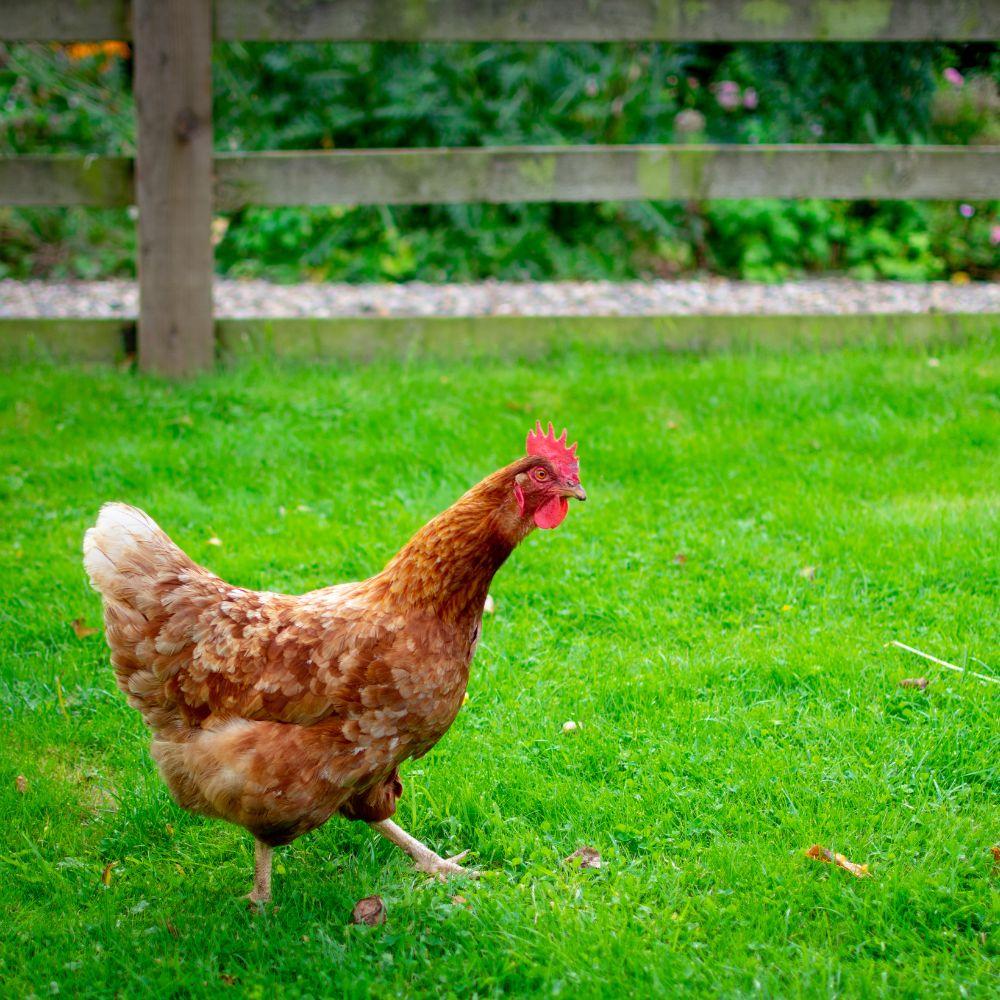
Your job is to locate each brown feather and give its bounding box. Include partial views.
[83,457,545,846]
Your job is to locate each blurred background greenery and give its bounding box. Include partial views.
[1,41,997,283]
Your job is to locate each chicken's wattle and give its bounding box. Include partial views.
[534,494,568,529]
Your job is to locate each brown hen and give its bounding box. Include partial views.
[83,423,585,903]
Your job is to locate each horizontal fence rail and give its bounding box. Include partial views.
[0,155,133,207]
[1,314,995,365]
[5,0,1000,42]
[4,146,999,207]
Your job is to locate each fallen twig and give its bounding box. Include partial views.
[806,844,871,878]
[887,641,998,686]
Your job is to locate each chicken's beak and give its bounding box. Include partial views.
[563,483,587,502]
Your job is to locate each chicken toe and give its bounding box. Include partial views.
[371,819,479,879]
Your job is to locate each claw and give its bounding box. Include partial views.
[371,819,480,881]
[414,851,479,880]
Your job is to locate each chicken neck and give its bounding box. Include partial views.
[363,460,534,625]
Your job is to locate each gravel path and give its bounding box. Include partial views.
[2,278,998,318]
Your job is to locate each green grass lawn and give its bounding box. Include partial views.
[1,340,998,998]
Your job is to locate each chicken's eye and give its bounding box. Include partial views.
[533,468,548,481]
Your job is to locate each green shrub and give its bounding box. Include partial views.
[0,40,997,282]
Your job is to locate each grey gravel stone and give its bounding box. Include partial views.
[1,278,997,319]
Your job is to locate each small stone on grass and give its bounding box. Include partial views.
[350,895,386,926]
[564,846,602,870]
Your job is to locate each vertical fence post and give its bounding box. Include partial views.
[133,0,214,376]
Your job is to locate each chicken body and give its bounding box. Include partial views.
[83,445,585,902]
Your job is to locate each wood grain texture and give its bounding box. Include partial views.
[2,0,129,40]
[3,314,992,366]
[0,156,133,206]
[0,319,128,363]
[215,145,1000,206]
[216,313,998,364]
[5,146,998,208]
[215,0,998,42]
[133,0,215,376]
[5,0,998,41]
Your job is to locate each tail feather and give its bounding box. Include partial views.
[84,503,187,608]
[83,503,205,733]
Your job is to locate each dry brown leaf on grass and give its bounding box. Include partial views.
[673,552,688,565]
[100,861,118,887]
[350,895,386,926]
[806,844,871,878]
[70,618,99,639]
[15,775,28,793]
[564,846,602,870]
[990,846,1000,865]
[899,677,929,690]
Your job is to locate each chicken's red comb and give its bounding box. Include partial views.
[526,421,580,483]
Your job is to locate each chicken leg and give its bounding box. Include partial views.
[371,819,478,878]
[247,839,273,905]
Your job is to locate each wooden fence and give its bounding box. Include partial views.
[2,0,999,375]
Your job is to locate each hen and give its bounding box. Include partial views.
[83,422,585,903]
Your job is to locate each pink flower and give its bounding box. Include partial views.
[714,80,741,111]
[944,67,964,87]
[990,225,1000,246]
[742,87,758,110]
[959,203,974,218]
[674,109,706,134]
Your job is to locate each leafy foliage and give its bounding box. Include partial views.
[0,41,997,281]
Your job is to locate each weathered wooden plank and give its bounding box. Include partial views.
[133,0,215,376]
[0,319,128,363]
[2,313,991,367]
[4,0,998,41]
[216,0,1000,41]
[4,146,998,206]
[2,0,129,41]
[0,156,133,206]
[215,145,1000,207]
[217,313,997,364]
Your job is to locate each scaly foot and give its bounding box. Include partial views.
[246,839,273,908]
[371,819,480,880]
